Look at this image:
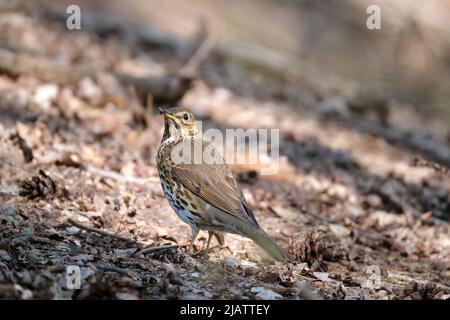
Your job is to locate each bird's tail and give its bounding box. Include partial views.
[248,229,288,262]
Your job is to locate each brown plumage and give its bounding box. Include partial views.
[157,107,287,261]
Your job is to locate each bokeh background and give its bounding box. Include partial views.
[37,0,450,135]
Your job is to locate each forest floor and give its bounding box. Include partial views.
[0,2,449,299]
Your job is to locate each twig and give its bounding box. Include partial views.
[30,235,58,245]
[85,164,159,186]
[68,218,136,244]
[133,244,178,256]
[96,263,132,277]
[177,35,216,78]
[114,212,126,238]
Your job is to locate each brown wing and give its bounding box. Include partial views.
[171,141,259,227]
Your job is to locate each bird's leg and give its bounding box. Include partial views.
[203,231,214,257]
[213,231,231,253]
[189,227,199,253]
[213,232,224,246]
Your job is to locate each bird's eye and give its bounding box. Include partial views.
[183,113,189,121]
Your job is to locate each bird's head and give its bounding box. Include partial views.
[160,107,198,141]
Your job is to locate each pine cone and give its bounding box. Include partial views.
[288,230,347,271]
[19,170,69,200]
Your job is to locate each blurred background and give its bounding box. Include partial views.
[35,0,450,136]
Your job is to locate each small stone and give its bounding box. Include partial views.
[0,250,12,262]
[14,284,33,300]
[366,194,382,208]
[33,84,59,108]
[78,77,102,100]
[317,96,350,117]
[250,287,283,300]
[116,292,139,300]
[66,226,80,236]
[223,256,239,269]
[0,204,19,216]
[329,224,351,238]
[313,272,332,283]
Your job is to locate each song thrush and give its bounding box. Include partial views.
[157,107,287,261]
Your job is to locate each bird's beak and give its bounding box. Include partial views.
[159,107,178,122]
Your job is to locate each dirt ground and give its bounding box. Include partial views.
[0,2,449,300]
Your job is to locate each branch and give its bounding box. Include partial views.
[68,218,136,244]
[85,164,159,186]
[133,244,178,256]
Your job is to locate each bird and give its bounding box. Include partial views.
[156,107,287,261]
